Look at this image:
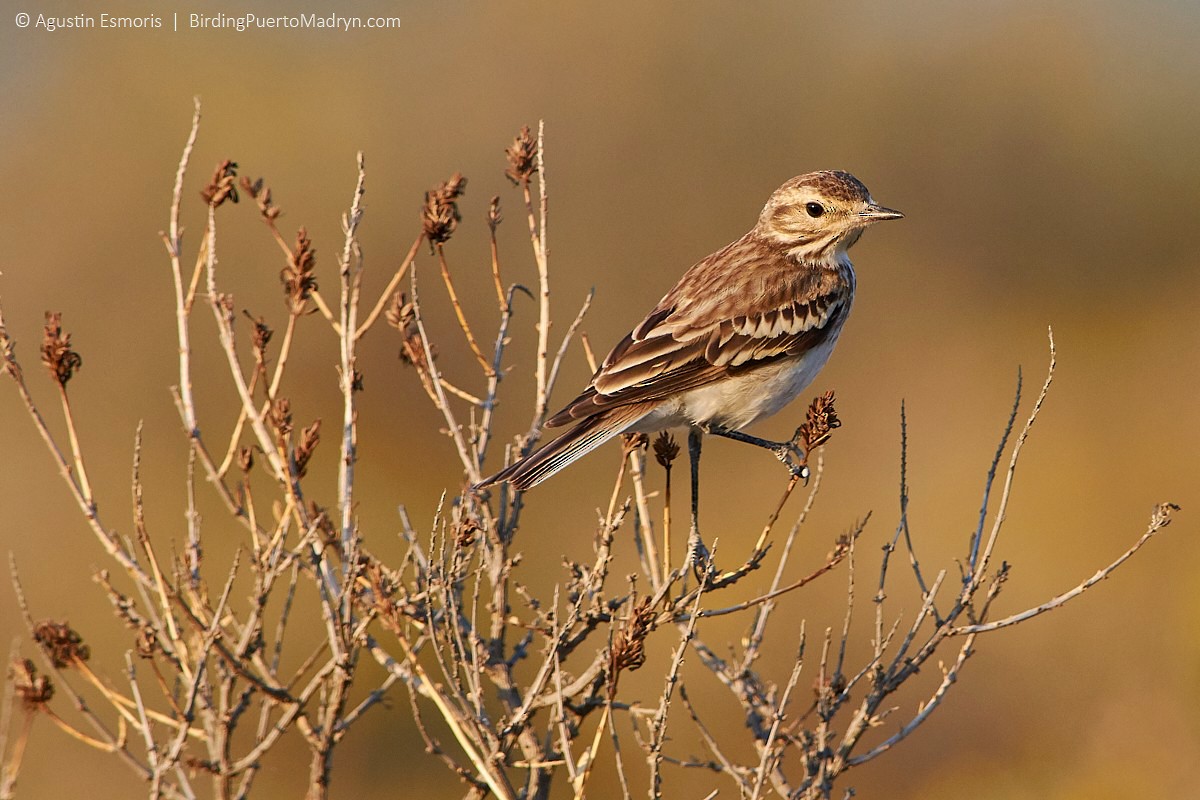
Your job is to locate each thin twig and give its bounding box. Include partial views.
[355,234,422,339]
[954,502,1178,634]
[436,243,491,372]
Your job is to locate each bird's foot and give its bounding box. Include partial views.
[706,424,811,484]
[687,529,718,585]
[772,438,811,485]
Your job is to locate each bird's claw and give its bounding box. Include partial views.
[773,442,811,485]
[687,530,718,584]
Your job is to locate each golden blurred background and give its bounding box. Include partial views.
[1,1,1198,797]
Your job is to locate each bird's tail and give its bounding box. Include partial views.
[476,404,655,491]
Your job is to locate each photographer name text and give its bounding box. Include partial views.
[15,12,400,33]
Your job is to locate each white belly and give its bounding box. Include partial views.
[629,334,839,433]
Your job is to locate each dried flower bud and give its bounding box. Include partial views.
[442,172,467,199]
[240,176,281,221]
[281,228,318,313]
[269,397,293,438]
[244,312,273,365]
[386,291,415,331]
[200,159,239,208]
[1,321,21,382]
[33,620,90,668]
[796,390,841,457]
[611,598,656,675]
[455,516,480,548]
[1152,502,1180,528]
[294,419,321,478]
[41,312,82,387]
[11,658,54,708]
[652,432,679,469]
[487,196,502,233]
[505,126,538,186]
[364,560,405,625]
[388,292,435,370]
[237,446,254,474]
[135,624,158,659]
[421,172,468,247]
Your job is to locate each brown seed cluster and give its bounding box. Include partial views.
[421,172,468,247]
[200,159,239,208]
[11,658,53,708]
[245,313,274,366]
[293,420,321,478]
[796,390,841,454]
[652,432,680,469]
[41,312,82,387]
[134,623,159,659]
[362,559,407,627]
[281,228,318,313]
[269,397,293,438]
[611,597,656,677]
[237,446,255,474]
[505,125,538,186]
[387,291,435,370]
[455,516,481,548]
[487,196,502,233]
[33,620,90,668]
[239,176,282,221]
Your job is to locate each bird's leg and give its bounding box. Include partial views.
[686,427,714,581]
[707,425,811,484]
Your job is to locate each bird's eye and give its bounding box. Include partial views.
[805,202,825,218]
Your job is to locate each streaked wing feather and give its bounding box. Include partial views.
[545,228,852,426]
[547,284,849,424]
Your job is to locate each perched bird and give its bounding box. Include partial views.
[478,170,902,491]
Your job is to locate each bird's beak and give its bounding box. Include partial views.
[859,204,904,222]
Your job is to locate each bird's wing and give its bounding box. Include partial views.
[546,244,851,427]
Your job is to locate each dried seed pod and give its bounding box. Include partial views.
[294,419,321,477]
[652,432,680,469]
[11,658,54,707]
[281,228,318,313]
[610,597,656,675]
[33,620,90,668]
[41,312,82,387]
[505,126,538,186]
[421,172,468,247]
[200,159,239,207]
[797,390,841,454]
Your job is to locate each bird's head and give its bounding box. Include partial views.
[757,170,903,261]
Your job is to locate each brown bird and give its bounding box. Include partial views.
[478,170,902,492]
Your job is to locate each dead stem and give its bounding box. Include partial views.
[356,235,422,340]
[436,244,491,373]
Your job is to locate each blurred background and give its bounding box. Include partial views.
[1,1,1198,797]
